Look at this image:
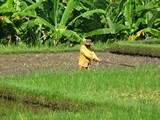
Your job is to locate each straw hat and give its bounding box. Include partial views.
[84,39,92,45]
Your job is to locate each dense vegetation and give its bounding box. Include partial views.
[0,0,160,47]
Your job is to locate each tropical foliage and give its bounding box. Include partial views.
[0,0,160,46]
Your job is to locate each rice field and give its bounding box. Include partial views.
[0,65,160,120]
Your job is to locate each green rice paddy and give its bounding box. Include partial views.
[0,65,159,119]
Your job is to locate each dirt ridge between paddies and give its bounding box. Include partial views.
[109,41,160,58]
[0,88,97,112]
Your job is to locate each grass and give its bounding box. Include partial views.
[1,99,147,120]
[0,38,159,56]
[0,65,160,119]
[0,44,80,54]
[126,38,160,45]
[0,42,108,55]
[139,38,160,44]
[109,41,160,57]
[1,99,158,120]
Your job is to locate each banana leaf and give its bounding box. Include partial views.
[63,30,82,42]
[12,12,37,18]
[68,9,106,26]
[53,0,59,28]
[106,16,114,29]
[79,0,96,9]
[3,16,12,23]
[19,21,28,30]
[34,17,55,31]
[84,28,115,37]
[0,0,14,13]
[136,1,159,14]
[155,18,160,27]
[22,0,43,12]
[135,18,146,28]
[114,0,126,23]
[59,0,75,28]
[146,11,153,25]
[27,21,36,28]
[12,0,43,17]
[115,24,129,33]
[25,0,35,4]
[19,1,28,10]
[123,0,133,29]
[148,10,160,27]
[143,27,160,37]
[14,0,21,11]
[3,16,21,34]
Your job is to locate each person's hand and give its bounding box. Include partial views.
[93,58,102,62]
[99,59,102,62]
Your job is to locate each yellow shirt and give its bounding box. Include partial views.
[78,45,100,67]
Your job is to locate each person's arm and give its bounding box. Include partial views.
[80,46,94,60]
[91,51,101,62]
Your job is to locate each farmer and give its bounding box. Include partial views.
[78,39,101,70]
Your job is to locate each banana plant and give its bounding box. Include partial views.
[0,0,45,45]
[127,0,160,40]
[81,0,128,40]
[1,0,160,46]
[96,0,160,41]
[0,0,107,45]
[0,0,20,44]
[33,0,108,45]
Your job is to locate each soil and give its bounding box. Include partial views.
[0,52,160,112]
[0,51,160,76]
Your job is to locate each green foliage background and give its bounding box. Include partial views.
[0,0,160,46]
